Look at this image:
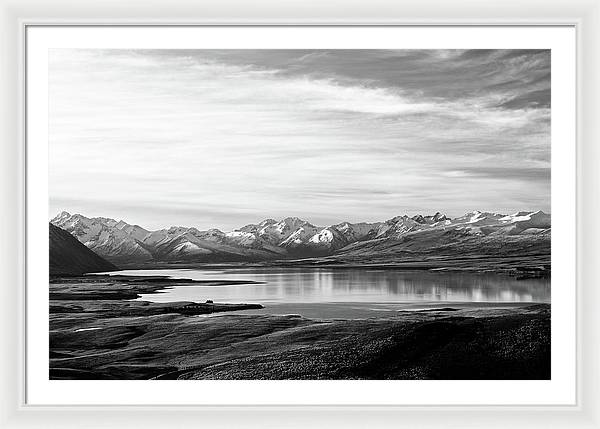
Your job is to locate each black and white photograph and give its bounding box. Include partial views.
[48,48,552,381]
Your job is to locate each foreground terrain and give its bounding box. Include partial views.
[49,275,550,380]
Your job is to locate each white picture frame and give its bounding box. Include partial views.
[1,0,599,427]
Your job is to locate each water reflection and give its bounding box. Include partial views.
[109,268,551,304]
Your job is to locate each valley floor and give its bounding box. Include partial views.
[49,275,550,380]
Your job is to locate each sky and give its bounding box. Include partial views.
[49,49,551,231]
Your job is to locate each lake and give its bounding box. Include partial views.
[104,268,550,317]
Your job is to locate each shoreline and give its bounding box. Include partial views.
[50,274,551,380]
[110,252,551,280]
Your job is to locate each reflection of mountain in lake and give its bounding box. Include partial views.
[120,268,550,305]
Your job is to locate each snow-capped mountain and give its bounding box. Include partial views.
[334,210,551,262]
[451,210,507,226]
[256,217,318,245]
[280,224,320,246]
[50,209,550,265]
[334,221,382,242]
[412,212,449,225]
[374,215,422,239]
[499,210,551,231]
[51,212,153,262]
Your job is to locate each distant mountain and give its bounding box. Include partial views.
[51,212,287,264]
[50,210,550,265]
[334,210,550,263]
[49,223,118,275]
[412,212,449,225]
[51,211,153,263]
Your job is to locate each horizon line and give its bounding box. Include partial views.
[49,208,551,233]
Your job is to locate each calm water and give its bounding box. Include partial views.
[104,268,550,306]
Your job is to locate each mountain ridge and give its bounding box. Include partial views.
[50,210,551,265]
[49,223,118,275]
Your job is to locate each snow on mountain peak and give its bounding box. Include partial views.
[50,212,153,262]
[468,212,484,223]
[280,223,321,247]
[432,212,448,222]
[280,216,309,226]
[412,212,449,225]
[166,226,190,235]
[115,220,128,229]
[53,210,71,221]
[50,209,550,263]
[274,217,311,233]
[412,214,426,223]
[309,228,334,244]
[452,210,506,225]
[498,210,551,228]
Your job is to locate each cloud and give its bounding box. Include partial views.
[49,49,550,230]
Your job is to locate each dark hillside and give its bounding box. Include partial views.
[49,223,118,275]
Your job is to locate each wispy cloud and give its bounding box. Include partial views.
[49,49,550,230]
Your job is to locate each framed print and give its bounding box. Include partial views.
[28,23,574,403]
[1,0,599,427]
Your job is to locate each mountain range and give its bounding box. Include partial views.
[50,210,551,266]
